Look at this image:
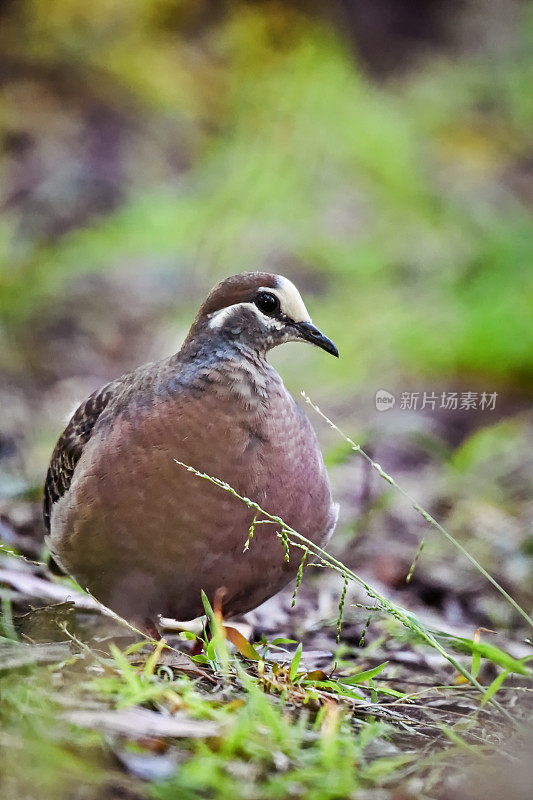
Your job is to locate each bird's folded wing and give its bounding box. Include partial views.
[43,381,116,534]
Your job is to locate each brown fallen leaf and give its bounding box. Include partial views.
[223,625,261,661]
[62,707,221,739]
[303,670,329,681]
[0,640,72,672]
[0,567,102,612]
[153,647,217,683]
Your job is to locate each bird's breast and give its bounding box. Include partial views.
[49,368,334,621]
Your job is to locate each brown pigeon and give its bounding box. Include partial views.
[44,272,338,634]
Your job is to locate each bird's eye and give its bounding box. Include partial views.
[255,291,280,315]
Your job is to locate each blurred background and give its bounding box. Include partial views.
[0,0,532,632]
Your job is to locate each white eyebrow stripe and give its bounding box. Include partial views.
[208,302,285,329]
[208,305,240,329]
[272,276,311,323]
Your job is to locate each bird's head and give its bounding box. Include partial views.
[182,272,338,359]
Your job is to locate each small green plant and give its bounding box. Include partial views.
[150,673,392,800]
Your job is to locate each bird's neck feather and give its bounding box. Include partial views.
[174,334,282,404]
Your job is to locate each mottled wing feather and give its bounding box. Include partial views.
[43,382,115,534]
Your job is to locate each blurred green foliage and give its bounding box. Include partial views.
[0,664,106,800]
[1,1,532,388]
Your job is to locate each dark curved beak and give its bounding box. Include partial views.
[295,321,339,357]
